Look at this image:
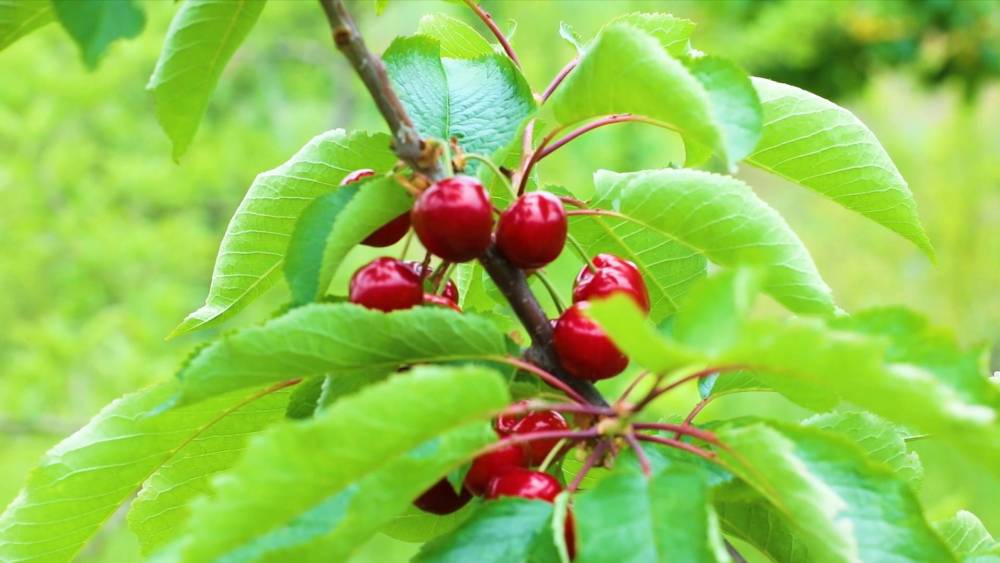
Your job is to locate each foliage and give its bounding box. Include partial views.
[1,1,997,563]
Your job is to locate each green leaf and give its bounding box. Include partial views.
[384,35,535,158]
[558,21,583,53]
[381,501,479,544]
[673,268,763,355]
[588,169,836,316]
[175,303,509,405]
[716,500,811,563]
[375,0,389,16]
[284,176,413,304]
[284,375,325,419]
[415,498,559,563]
[53,0,144,69]
[171,130,396,338]
[804,411,923,488]
[417,13,493,59]
[574,467,730,563]
[717,420,954,562]
[935,511,998,558]
[747,77,934,257]
[544,24,726,164]
[0,382,290,562]
[608,12,694,58]
[685,56,763,166]
[147,0,266,160]
[0,0,54,51]
[160,366,509,562]
[127,389,289,554]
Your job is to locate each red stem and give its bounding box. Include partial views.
[676,398,711,439]
[501,400,615,418]
[462,0,520,67]
[565,209,625,219]
[515,126,562,195]
[557,195,587,208]
[634,365,746,412]
[568,439,609,492]
[490,356,589,405]
[541,58,578,101]
[635,433,717,462]
[625,433,652,477]
[538,113,657,160]
[500,428,599,449]
[632,422,718,444]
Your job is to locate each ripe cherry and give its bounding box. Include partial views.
[573,254,650,312]
[413,478,472,515]
[485,468,562,502]
[412,176,493,262]
[348,257,423,312]
[553,302,628,380]
[423,293,462,312]
[496,192,567,269]
[464,441,527,495]
[341,168,411,248]
[510,411,569,465]
[404,261,460,304]
[494,400,530,436]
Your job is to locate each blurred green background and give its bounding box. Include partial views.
[1,1,997,561]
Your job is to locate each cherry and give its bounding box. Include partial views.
[573,254,650,312]
[511,411,569,465]
[494,400,530,436]
[341,168,411,248]
[413,478,472,515]
[404,261,460,304]
[484,468,562,502]
[464,441,527,495]
[423,293,462,312]
[496,192,567,269]
[553,302,628,380]
[348,257,423,312]
[412,176,494,262]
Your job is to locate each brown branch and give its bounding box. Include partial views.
[319,0,608,408]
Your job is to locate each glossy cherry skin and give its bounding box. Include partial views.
[423,293,462,312]
[465,441,527,495]
[510,411,569,465]
[413,478,472,515]
[412,176,494,262]
[553,302,628,381]
[494,400,530,436]
[348,257,424,312]
[404,261,460,304]
[573,254,650,312]
[496,192,567,269]
[341,168,411,248]
[485,468,562,502]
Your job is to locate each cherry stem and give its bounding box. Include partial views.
[515,126,562,196]
[677,398,711,438]
[429,261,453,294]
[462,0,520,67]
[501,400,615,418]
[537,438,568,473]
[635,433,717,463]
[465,153,516,198]
[617,371,651,404]
[631,422,719,445]
[538,113,671,161]
[398,230,414,260]
[625,432,653,477]
[499,428,599,449]
[541,58,578,101]
[557,195,588,208]
[566,209,626,219]
[532,270,566,313]
[634,365,746,412]
[568,439,609,492]
[489,356,589,405]
[564,233,596,273]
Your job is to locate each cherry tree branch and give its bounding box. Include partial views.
[318,0,608,408]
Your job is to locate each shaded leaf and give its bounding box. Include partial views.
[148,0,266,160]
[0,0,54,51]
[804,411,923,488]
[415,498,558,563]
[53,0,144,69]
[0,382,290,562]
[161,366,508,562]
[417,13,493,59]
[716,500,811,563]
[747,77,934,257]
[673,268,763,355]
[175,303,508,405]
[685,56,762,166]
[284,375,325,420]
[172,130,396,337]
[382,501,479,544]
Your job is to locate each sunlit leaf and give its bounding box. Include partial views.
[148,0,266,160]
[935,511,998,559]
[609,12,694,57]
[684,56,762,165]
[417,13,493,59]
[382,501,479,544]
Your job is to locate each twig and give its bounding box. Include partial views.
[462,0,520,67]
[625,433,652,476]
[542,57,578,101]
[635,432,717,463]
[676,398,711,438]
[568,439,610,492]
[634,365,746,412]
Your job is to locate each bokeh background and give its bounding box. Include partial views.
[1,1,997,560]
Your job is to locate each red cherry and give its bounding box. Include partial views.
[404,261,460,304]
[423,293,462,312]
[485,468,562,502]
[565,512,576,560]
[413,478,472,515]
[553,302,628,380]
[341,168,411,248]
[348,257,423,312]
[494,400,530,436]
[412,176,494,262]
[573,254,650,312]
[465,442,527,495]
[496,192,567,269]
[511,411,569,465]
